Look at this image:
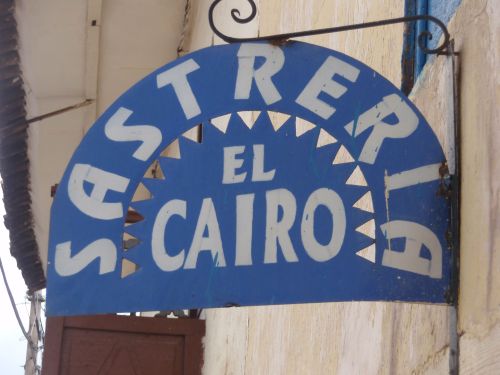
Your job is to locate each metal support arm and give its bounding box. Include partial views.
[209,0,451,55]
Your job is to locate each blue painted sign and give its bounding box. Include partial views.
[47,42,451,315]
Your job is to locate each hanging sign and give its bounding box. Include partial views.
[47,42,451,315]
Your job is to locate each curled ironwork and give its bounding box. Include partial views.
[208,0,451,54]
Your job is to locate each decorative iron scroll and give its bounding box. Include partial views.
[208,0,451,54]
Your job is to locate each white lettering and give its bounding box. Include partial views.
[235,193,255,266]
[345,94,418,164]
[301,188,346,261]
[264,189,298,263]
[235,43,284,105]
[152,199,186,272]
[68,164,129,220]
[185,198,226,268]
[222,146,247,184]
[104,107,162,161]
[54,239,117,276]
[385,163,442,191]
[156,59,201,119]
[381,220,442,279]
[252,144,275,182]
[296,56,360,119]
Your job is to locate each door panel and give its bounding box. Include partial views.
[42,315,204,375]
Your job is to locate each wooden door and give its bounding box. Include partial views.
[42,315,205,375]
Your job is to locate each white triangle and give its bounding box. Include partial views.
[296,117,316,137]
[345,120,355,136]
[316,129,337,148]
[355,219,375,239]
[123,235,140,250]
[211,114,231,133]
[162,139,181,159]
[346,166,368,186]
[332,145,355,165]
[182,127,200,142]
[267,111,290,131]
[131,182,151,202]
[121,259,139,278]
[238,111,260,128]
[150,160,166,179]
[356,244,376,263]
[353,191,374,213]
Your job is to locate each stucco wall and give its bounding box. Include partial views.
[16,0,498,373]
[451,0,499,373]
[417,0,500,372]
[186,0,500,373]
[185,0,460,374]
[17,0,186,272]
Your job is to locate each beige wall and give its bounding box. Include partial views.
[184,0,499,374]
[17,0,499,373]
[17,0,186,271]
[451,0,500,373]
[415,0,500,372]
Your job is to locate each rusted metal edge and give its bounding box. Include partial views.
[0,0,45,291]
[448,39,461,375]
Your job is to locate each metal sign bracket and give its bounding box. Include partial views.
[208,0,455,56]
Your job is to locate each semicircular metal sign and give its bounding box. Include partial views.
[47,42,451,316]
